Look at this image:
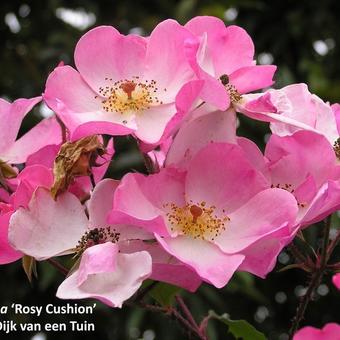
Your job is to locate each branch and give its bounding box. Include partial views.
[47,258,68,276]
[135,297,208,340]
[175,295,199,330]
[288,216,332,339]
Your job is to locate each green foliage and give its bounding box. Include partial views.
[210,311,266,340]
[149,282,182,306]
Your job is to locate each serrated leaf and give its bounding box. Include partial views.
[149,282,182,306]
[210,311,266,340]
[22,255,37,283]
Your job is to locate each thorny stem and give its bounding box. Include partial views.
[288,243,308,264]
[175,295,199,330]
[139,300,208,340]
[288,216,332,339]
[47,258,68,276]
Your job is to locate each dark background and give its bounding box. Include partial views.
[0,1,340,339]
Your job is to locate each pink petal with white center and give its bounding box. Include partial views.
[75,26,146,93]
[185,17,255,76]
[214,188,298,253]
[0,211,22,264]
[10,165,54,209]
[166,107,237,169]
[134,103,177,144]
[43,66,134,140]
[57,244,152,308]
[9,188,88,260]
[144,19,198,101]
[293,323,340,340]
[238,224,295,278]
[0,96,41,154]
[185,143,269,213]
[332,273,340,290]
[229,65,276,94]
[1,116,62,164]
[156,235,245,288]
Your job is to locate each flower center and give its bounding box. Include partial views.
[219,74,242,103]
[97,76,164,115]
[271,183,306,208]
[163,201,230,241]
[334,138,340,160]
[75,227,120,256]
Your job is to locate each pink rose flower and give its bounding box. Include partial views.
[293,323,340,340]
[44,20,200,144]
[109,143,298,286]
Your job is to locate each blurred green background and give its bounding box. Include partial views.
[1,0,340,339]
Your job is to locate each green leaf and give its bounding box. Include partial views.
[149,282,182,306]
[210,311,266,340]
[22,255,37,283]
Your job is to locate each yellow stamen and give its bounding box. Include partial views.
[96,76,165,116]
[164,201,230,241]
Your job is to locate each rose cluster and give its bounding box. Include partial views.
[0,16,339,323]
